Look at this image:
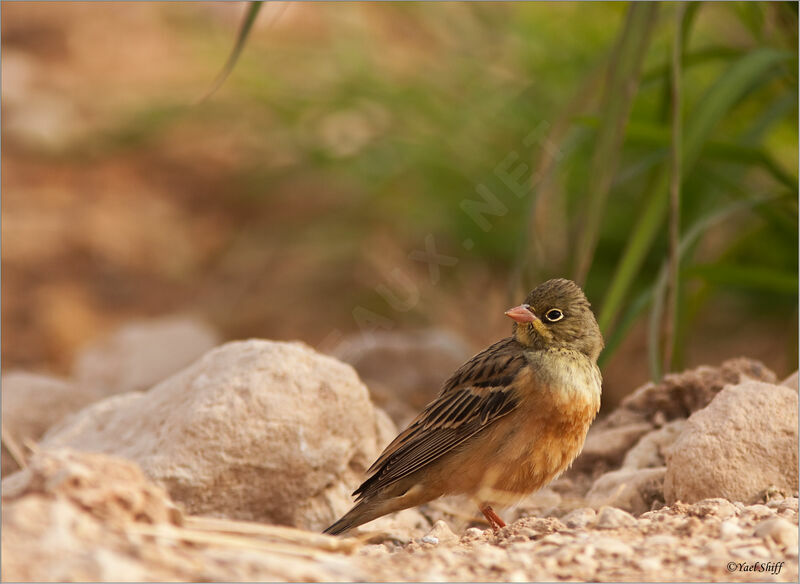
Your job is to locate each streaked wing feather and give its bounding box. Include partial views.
[354,337,525,500]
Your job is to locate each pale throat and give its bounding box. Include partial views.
[513,320,553,348]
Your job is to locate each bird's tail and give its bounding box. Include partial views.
[323,499,383,536]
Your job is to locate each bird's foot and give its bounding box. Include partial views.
[479,504,506,531]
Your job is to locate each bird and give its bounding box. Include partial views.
[324,278,604,536]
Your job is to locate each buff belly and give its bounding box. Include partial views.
[440,350,602,506]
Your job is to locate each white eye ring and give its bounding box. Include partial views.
[544,308,564,322]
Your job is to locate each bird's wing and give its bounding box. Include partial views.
[353,337,527,500]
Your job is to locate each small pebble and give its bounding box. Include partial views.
[719,519,742,540]
[421,535,439,545]
[461,527,484,541]
[688,555,708,568]
[691,498,738,520]
[646,534,678,547]
[750,545,771,558]
[476,544,507,568]
[637,556,662,571]
[592,538,633,558]
[562,507,596,528]
[701,540,728,558]
[426,520,458,544]
[539,533,567,545]
[596,506,636,529]
[515,527,537,538]
[754,517,798,548]
[745,504,773,518]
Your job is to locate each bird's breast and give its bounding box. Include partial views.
[485,349,601,499]
[524,348,602,417]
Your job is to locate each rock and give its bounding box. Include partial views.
[664,380,798,505]
[591,537,633,558]
[426,520,459,544]
[572,423,652,474]
[572,359,775,478]
[636,557,662,572]
[1,372,99,475]
[719,520,742,540]
[602,358,776,429]
[645,534,678,547]
[561,507,596,528]
[688,498,738,520]
[622,420,685,470]
[45,340,390,530]
[1,449,180,582]
[595,506,636,529]
[754,517,798,549]
[461,527,484,541]
[0,449,371,582]
[358,508,429,542]
[2,448,182,525]
[586,467,666,514]
[74,316,219,396]
[743,504,775,520]
[781,371,798,391]
[513,516,565,538]
[331,329,471,426]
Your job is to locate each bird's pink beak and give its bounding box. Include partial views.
[504,304,537,324]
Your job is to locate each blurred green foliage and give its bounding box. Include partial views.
[100,2,799,378]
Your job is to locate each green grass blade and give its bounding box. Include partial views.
[598,47,792,334]
[573,2,658,284]
[645,193,782,376]
[197,1,265,104]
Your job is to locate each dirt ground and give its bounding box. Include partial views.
[3,448,797,582]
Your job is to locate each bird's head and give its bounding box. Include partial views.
[505,278,603,361]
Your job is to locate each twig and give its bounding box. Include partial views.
[1,426,28,470]
[183,515,361,553]
[126,520,361,557]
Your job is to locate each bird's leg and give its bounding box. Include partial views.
[479,504,506,531]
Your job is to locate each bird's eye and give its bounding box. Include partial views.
[544,308,564,322]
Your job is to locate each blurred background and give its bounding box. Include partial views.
[2,2,797,409]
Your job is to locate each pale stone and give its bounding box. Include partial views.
[561,507,597,528]
[622,420,685,470]
[754,517,798,549]
[664,381,798,505]
[586,467,666,514]
[45,340,392,531]
[595,506,636,529]
[74,316,219,396]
